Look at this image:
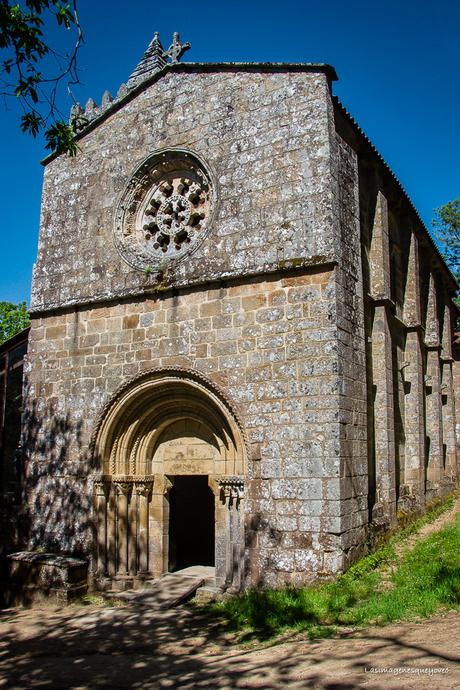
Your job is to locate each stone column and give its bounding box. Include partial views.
[209,476,228,589]
[107,482,117,577]
[441,306,457,481]
[128,485,138,576]
[371,303,396,523]
[369,192,396,524]
[148,475,171,578]
[402,329,426,501]
[114,481,132,575]
[424,275,443,489]
[441,359,457,480]
[215,475,245,592]
[401,233,425,502]
[93,479,110,576]
[425,349,444,486]
[134,479,153,574]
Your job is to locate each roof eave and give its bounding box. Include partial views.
[333,96,459,295]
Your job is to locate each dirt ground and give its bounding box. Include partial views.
[2,501,459,690]
[0,601,459,689]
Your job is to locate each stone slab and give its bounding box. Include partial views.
[104,573,205,609]
[4,551,88,606]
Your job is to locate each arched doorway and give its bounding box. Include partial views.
[92,369,247,591]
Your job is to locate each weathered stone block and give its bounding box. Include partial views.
[5,552,87,606]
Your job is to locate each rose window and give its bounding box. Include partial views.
[142,177,209,252]
[114,150,214,271]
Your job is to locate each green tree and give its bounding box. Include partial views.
[433,198,460,286]
[0,0,83,155]
[0,301,30,344]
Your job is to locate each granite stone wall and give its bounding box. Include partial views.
[24,268,352,586]
[17,61,459,590]
[32,68,338,311]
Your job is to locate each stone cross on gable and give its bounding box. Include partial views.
[163,32,191,64]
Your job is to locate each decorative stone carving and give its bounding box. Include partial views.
[163,32,191,64]
[113,480,133,496]
[216,475,245,505]
[134,480,154,497]
[127,32,167,90]
[114,150,215,271]
[161,476,174,496]
[93,479,111,499]
[101,90,113,109]
[117,83,128,99]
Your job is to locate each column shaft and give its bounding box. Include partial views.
[425,348,444,486]
[442,360,457,479]
[371,304,396,520]
[403,330,426,498]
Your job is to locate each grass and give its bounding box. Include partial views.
[207,494,460,642]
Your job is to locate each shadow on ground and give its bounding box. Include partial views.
[0,603,459,689]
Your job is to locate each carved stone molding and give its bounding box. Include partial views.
[93,476,155,497]
[91,367,251,475]
[92,367,249,450]
[160,475,174,496]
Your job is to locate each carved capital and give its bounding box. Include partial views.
[114,481,133,497]
[161,476,174,496]
[134,480,154,498]
[93,479,110,499]
[215,475,245,505]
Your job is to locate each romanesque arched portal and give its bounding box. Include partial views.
[92,369,247,591]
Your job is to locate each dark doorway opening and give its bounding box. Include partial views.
[168,475,215,572]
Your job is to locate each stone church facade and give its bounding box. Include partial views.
[21,33,459,591]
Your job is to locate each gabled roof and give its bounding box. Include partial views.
[333,97,458,294]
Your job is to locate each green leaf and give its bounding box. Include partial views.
[20,112,44,136]
[44,121,78,156]
[0,302,30,345]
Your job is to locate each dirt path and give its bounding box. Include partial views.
[393,494,460,558]
[0,602,459,689]
[1,502,459,689]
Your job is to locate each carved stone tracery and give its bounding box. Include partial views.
[114,150,214,271]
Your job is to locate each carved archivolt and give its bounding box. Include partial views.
[114,149,215,271]
[92,369,247,478]
[92,369,247,585]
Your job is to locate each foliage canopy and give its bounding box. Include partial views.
[0,301,30,345]
[0,0,83,155]
[433,198,460,285]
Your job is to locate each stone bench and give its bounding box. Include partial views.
[4,551,88,606]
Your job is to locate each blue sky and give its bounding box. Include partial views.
[1,0,459,304]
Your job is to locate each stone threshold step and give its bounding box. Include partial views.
[103,572,205,609]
